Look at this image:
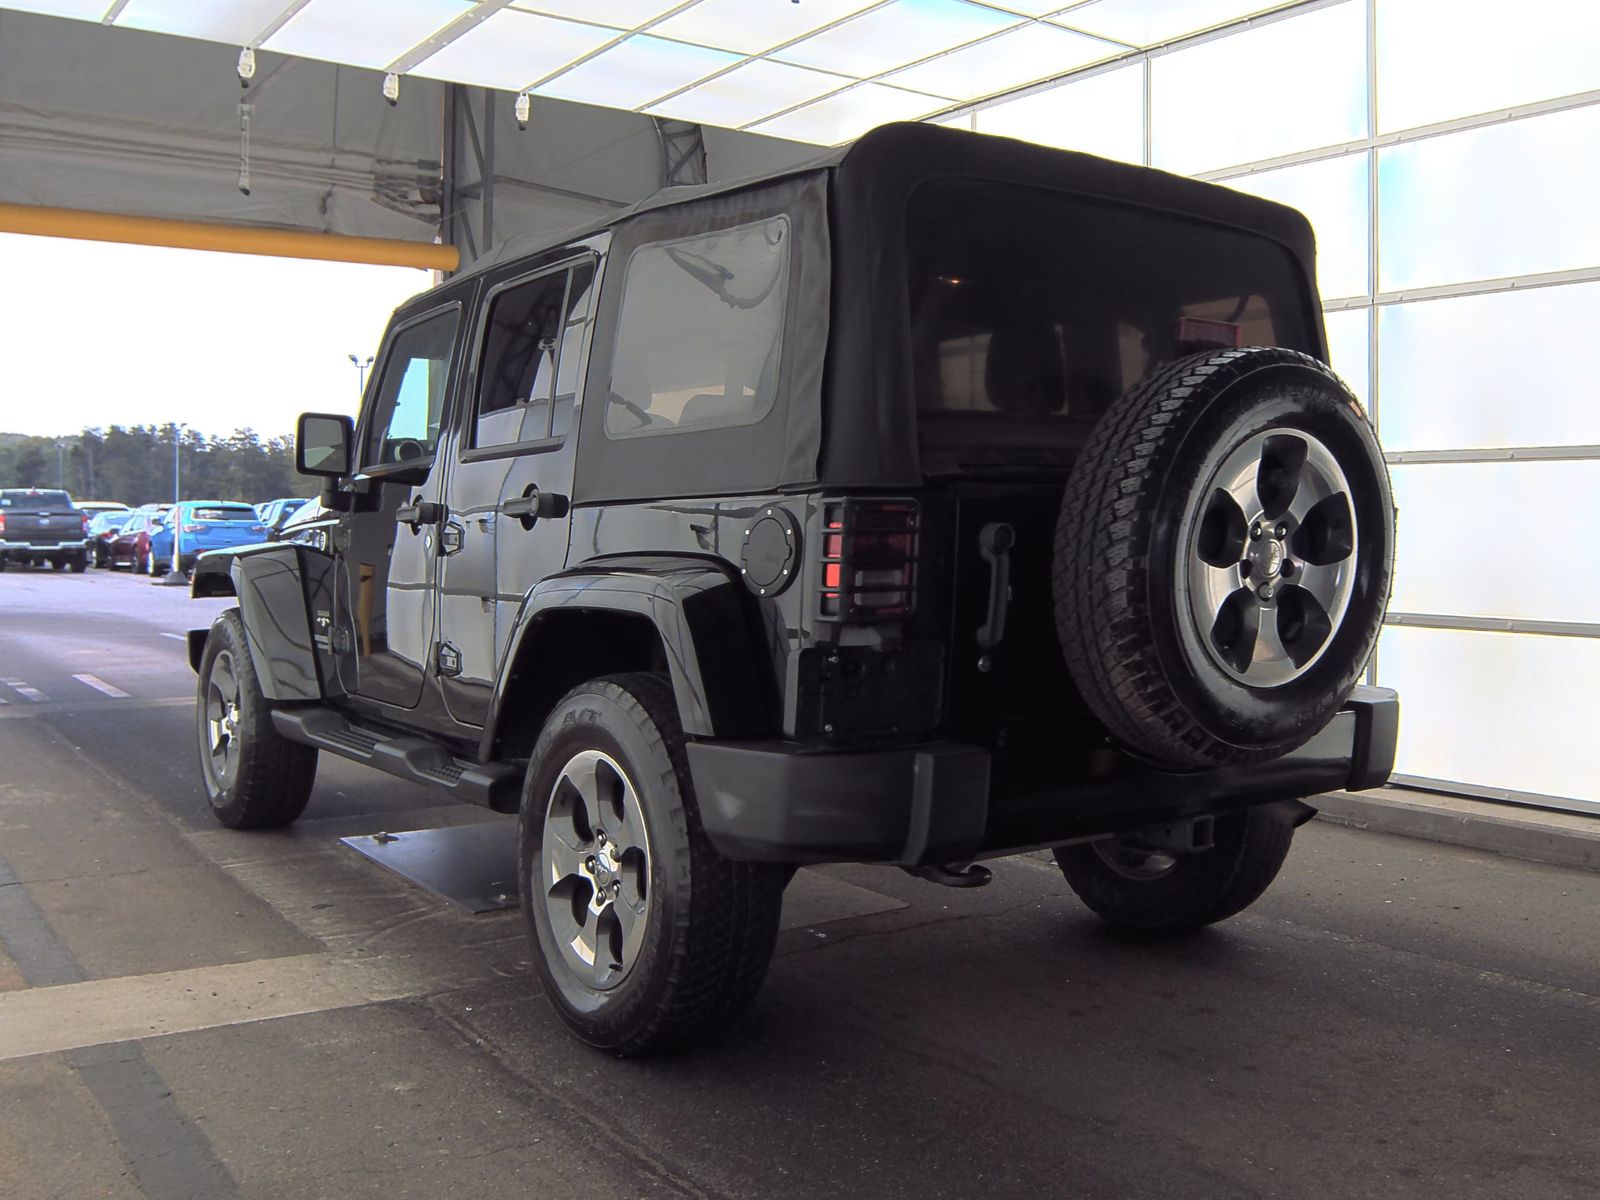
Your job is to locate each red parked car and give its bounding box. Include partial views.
[106,508,170,574]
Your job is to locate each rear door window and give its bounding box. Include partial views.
[604,216,789,439]
[473,261,595,451]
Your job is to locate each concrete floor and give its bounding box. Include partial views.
[2,566,1599,1199]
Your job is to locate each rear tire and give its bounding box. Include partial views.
[1055,803,1296,936]
[68,554,87,573]
[520,672,787,1055]
[51,558,66,571]
[196,609,318,829]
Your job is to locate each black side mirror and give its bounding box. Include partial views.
[297,413,355,478]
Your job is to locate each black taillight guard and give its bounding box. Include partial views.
[818,497,920,621]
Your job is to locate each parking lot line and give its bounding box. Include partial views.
[1,678,48,703]
[159,632,187,642]
[72,674,130,699]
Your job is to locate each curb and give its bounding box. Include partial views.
[1314,787,1600,874]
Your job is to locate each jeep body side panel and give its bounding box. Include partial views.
[190,543,325,702]
[483,555,777,757]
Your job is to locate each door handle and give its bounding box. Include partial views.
[396,498,443,531]
[499,487,569,527]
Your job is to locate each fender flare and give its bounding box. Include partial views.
[190,544,323,702]
[484,555,777,755]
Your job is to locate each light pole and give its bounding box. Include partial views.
[348,354,374,399]
[173,422,187,505]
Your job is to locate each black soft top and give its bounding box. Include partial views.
[445,124,1322,497]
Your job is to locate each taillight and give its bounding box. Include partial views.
[818,498,919,620]
[0,513,6,534]
[182,523,203,532]
[81,512,90,533]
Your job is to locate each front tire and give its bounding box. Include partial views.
[1055,803,1297,936]
[520,673,786,1055]
[196,609,318,828]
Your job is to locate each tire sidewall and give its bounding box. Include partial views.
[519,684,689,1048]
[195,615,256,821]
[1149,360,1393,752]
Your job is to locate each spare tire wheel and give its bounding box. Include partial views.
[1053,347,1394,768]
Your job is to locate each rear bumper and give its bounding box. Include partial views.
[688,686,1399,865]
[0,539,87,553]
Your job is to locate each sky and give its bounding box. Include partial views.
[0,233,434,438]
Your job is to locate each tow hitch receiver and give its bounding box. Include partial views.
[1126,814,1216,855]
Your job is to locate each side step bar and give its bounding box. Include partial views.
[271,707,523,813]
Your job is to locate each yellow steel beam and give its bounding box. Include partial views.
[0,203,458,272]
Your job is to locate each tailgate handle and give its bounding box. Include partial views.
[976,522,1014,651]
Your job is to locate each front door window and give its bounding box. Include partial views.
[364,310,460,467]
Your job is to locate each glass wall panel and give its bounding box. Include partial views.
[1377,105,1600,291]
[1377,626,1600,807]
[1225,153,1369,300]
[1388,461,1600,623]
[1378,283,1600,451]
[1058,0,1287,47]
[1150,2,1366,175]
[974,63,1144,163]
[1376,0,1600,132]
[1321,308,1369,409]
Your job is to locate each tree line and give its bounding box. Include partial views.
[0,425,317,508]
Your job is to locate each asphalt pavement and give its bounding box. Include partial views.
[2,564,1599,1200]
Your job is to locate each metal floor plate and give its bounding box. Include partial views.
[340,820,520,914]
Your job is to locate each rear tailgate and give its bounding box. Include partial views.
[0,492,83,546]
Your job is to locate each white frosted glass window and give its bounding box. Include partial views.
[1377,106,1600,291]
[412,9,618,90]
[1057,0,1287,46]
[117,0,291,45]
[773,0,1019,79]
[1378,283,1600,451]
[1377,626,1600,807]
[1376,0,1600,132]
[1225,154,1368,301]
[265,0,471,70]
[752,82,945,145]
[1321,308,1369,410]
[650,59,849,129]
[1388,461,1600,622]
[535,35,737,110]
[1150,2,1367,175]
[887,24,1117,101]
[974,64,1144,164]
[0,1,106,18]
[649,0,880,55]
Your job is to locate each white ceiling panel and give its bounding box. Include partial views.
[886,22,1117,100]
[536,33,737,109]
[115,0,292,46]
[1053,0,1286,46]
[752,80,945,144]
[0,0,108,18]
[410,7,620,90]
[647,57,850,128]
[649,0,881,55]
[265,0,472,70]
[509,0,685,27]
[774,0,1021,78]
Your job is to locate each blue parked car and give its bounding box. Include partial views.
[149,501,267,577]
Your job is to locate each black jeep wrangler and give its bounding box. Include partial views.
[188,124,1397,1054]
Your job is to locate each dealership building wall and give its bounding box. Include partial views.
[934,0,1600,812]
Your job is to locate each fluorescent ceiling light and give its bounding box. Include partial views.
[264,0,472,70]
[887,23,1117,100]
[752,81,946,145]
[115,0,292,46]
[775,0,1021,78]
[411,8,619,90]
[509,0,686,26]
[536,33,738,110]
[1053,0,1284,46]
[649,0,881,55]
[0,0,108,18]
[648,58,851,129]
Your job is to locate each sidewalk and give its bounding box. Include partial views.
[1315,787,1600,873]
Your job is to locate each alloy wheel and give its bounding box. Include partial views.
[204,649,242,789]
[541,749,652,990]
[1186,427,1357,687]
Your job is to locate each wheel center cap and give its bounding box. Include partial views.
[1262,539,1285,578]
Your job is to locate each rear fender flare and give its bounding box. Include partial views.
[484,556,777,757]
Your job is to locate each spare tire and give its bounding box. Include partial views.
[1053,347,1393,768]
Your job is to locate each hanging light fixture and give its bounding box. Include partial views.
[515,91,531,131]
[382,72,400,106]
[237,46,256,88]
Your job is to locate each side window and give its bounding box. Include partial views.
[605,216,789,439]
[363,309,460,467]
[475,271,568,449]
